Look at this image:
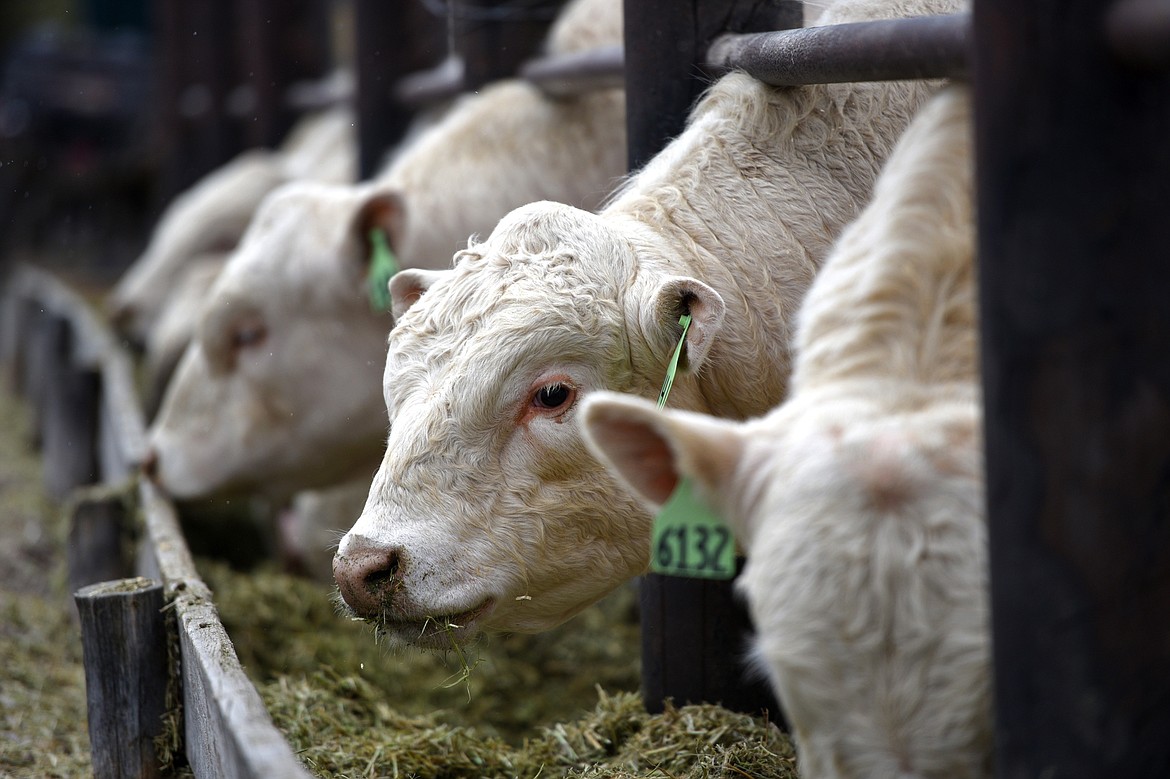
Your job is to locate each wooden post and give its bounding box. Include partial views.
[353,0,446,178]
[624,0,802,717]
[0,280,26,379]
[75,577,169,779]
[974,0,1170,775]
[69,494,134,593]
[21,304,55,449]
[40,315,101,500]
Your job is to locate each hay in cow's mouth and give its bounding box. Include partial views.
[371,597,497,652]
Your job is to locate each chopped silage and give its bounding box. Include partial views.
[0,384,93,778]
[0,369,797,779]
[201,558,799,779]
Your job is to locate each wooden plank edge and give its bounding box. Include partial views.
[137,479,313,779]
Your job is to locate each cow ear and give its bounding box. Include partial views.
[580,391,746,519]
[353,188,406,258]
[389,268,449,319]
[646,276,726,374]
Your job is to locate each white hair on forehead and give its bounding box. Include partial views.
[399,202,637,333]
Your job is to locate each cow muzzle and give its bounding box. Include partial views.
[332,534,495,648]
[332,534,403,619]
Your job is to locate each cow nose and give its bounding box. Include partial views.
[107,300,132,330]
[141,447,159,481]
[107,302,141,344]
[333,536,404,618]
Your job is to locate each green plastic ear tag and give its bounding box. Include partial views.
[656,314,692,409]
[650,477,736,579]
[366,228,400,313]
[650,312,735,580]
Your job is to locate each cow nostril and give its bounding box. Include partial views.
[334,538,406,617]
[141,448,159,480]
[363,549,400,590]
[108,302,132,329]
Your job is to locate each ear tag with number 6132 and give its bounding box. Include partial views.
[649,313,735,580]
[651,477,735,579]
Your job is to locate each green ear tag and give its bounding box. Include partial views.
[366,227,400,313]
[656,314,691,409]
[650,477,736,579]
[649,312,735,580]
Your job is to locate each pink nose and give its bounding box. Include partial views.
[333,535,404,619]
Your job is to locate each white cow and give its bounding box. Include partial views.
[107,104,357,346]
[333,0,965,649]
[141,253,229,417]
[582,86,989,779]
[144,0,627,503]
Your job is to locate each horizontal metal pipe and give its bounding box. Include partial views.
[393,56,464,108]
[395,13,972,108]
[519,44,625,97]
[706,12,970,86]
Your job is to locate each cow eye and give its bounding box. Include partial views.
[534,382,574,410]
[231,323,267,351]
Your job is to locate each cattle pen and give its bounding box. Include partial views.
[1,0,1167,777]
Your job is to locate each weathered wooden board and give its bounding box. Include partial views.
[4,265,313,779]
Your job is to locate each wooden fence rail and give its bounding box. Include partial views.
[0,265,313,779]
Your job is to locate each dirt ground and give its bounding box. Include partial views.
[0,381,93,778]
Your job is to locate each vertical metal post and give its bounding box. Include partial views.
[974,0,1170,775]
[623,0,803,170]
[624,0,803,717]
[235,0,333,149]
[453,0,564,92]
[153,0,245,202]
[353,0,446,179]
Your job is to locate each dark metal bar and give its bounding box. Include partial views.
[624,0,803,171]
[354,0,446,178]
[519,44,624,97]
[974,0,1170,775]
[625,0,801,720]
[454,0,565,93]
[1107,0,1170,71]
[153,0,244,201]
[397,43,625,108]
[392,57,464,110]
[706,12,969,86]
[235,0,332,148]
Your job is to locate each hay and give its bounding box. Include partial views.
[260,675,796,779]
[200,558,643,740]
[0,383,92,778]
[0,376,797,779]
[203,560,799,779]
